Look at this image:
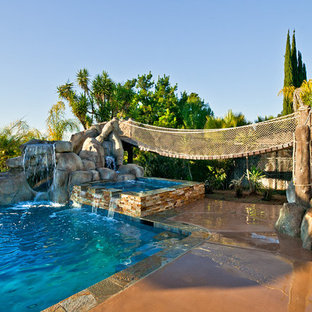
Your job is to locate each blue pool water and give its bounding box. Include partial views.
[0,202,179,311]
[94,178,182,193]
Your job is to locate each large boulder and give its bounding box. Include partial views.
[275,203,305,237]
[90,170,100,181]
[56,153,84,171]
[70,171,93,186]
[96,118,120,142]
[95,118,124,167]
[109,132,124,168]
[54,141,73,153]
[118,164,144,178]
[0,172,35,205]
[102,141,114,157]
[117,174,136,182]
[79,138,105,168]
[6,156,23,171]
[97,168,117,181]
[89,123,106,134]
[19,139,51,153]
[286,180,295,203]
[82,160,96,171]
[301,209,312,250]
[70,128,99,154]
[49,169,70,203]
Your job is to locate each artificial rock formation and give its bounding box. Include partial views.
[56,152,84,171]
[119,164,144,178]
[82,160,96,171]
[301,209,312,250]
[97,168,117,181]
[0,118,144,206]
[275,203,305,237]
[96,118,124,168]
[6,156,23,171]
[273,106,312,250]
[70,128,99,154]
[0,172,35,205]
[79,138,105,168]
[49,169,70,203]
[117,174,136,182]
[54,141,73,153]
[70,171,93,186]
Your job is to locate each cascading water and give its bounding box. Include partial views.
[108,196,120,218]
[23,144,56,194]
[105,156,116,171]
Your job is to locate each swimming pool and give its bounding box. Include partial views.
[0,202,183,311]
[92,177,182,193]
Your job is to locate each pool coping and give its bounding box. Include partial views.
[43,207,210,312]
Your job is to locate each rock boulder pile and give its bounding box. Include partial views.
[0,118,144,205]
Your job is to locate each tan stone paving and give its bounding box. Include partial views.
[91,198,312,312]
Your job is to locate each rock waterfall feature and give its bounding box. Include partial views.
[0,118,144,206]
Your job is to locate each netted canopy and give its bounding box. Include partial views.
[119,114,297,160]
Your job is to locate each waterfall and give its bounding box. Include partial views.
[23,144,56,193]
[105,156,116,171]
[108,196,119,218]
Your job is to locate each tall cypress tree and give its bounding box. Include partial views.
[297,51,308,86]
[283,30,293,115]
[297,51,305,86]
[303,63,307,81]
[291,30,299,87]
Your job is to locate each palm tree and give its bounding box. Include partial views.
[0,120,42,172]
[205,110,248,129]
[91,71,115,121]
[76,68,90,95]
[46,101,80,140]
[57,82,74,101]
[279,80,312,112]
[223,110,248,128]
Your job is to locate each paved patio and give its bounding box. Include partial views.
[91,198,312,312]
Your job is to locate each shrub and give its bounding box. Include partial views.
[247,166,265,194]
[230,174,245,198]
[262,187,273,201]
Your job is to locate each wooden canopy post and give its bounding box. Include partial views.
[295,106,311,207]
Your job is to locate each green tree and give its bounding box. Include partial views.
[46,101,79,140]
[179,92,213,129]
[298,51,305,86]
[205,110,248,129]
[298,54,308,85]
[0,120,42,172]
[303,64,307,81]
[283,30,293,115]
[58,70,138,127]
[57,81,91,129]
[291,30,299,87]
[279,80,312,109]
[57,69,213,132]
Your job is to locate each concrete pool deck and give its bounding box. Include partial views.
[91,198,312,312]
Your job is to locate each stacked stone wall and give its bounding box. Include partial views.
[71,182,205,218]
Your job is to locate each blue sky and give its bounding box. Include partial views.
[0,0,311,132]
